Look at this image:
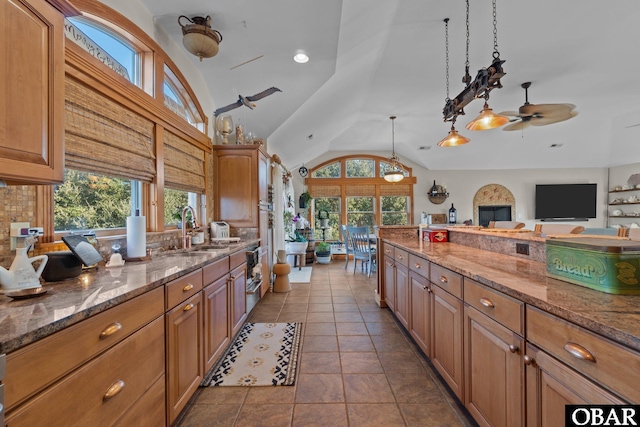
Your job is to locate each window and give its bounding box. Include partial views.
[381,196,409,225]
[346,159,374,178]
[54,169,134,233]
[313,197,341,241]
[347,197,375,228]
[67,17,140,85]
[164,65,205,131]
[164,188,190,227]
[312,162,341,178]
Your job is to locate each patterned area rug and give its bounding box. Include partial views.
[289,266,312,283]
[202,322,302,387]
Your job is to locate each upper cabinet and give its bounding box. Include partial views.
[0,0,70,184]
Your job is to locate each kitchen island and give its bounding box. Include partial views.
[378,231,640,426]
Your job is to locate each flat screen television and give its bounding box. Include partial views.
[535,184,597,220]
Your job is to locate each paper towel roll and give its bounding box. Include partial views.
[126,216,146,258]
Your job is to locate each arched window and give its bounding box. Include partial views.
[305,155,416,241]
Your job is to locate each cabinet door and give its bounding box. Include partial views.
[383,255,395,312]
[203,275,230,374]
[230,263,247,337]
[409,271,431,357]
[214,147,259,228]
[464,305,524,427]
[394,263,409,329]
[0,0,64,184]
[166,292,203,424]
[431,284,464,399]
[525,344,625,427]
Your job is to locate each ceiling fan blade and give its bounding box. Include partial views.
[503,120,532,131]
[530,110,578,126]
[520,103,576,117]
[497,110,524,117]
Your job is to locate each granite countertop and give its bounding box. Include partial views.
[383,236,640,352]
[0,240,259,354]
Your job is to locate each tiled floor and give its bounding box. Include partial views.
[177,261,477,427]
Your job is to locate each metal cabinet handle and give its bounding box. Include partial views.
[397,254,404,260]
[422,285,428,290]
[508,344,519,354]
[415,263,421,269]
[183,303,195,312]
[479,297,495,308]
[103,379,125,401]
[563,342,596,363]
[99,322,122,339]
[439,276,448,283]
[385,248,391,254]
[183,283,194,292]
[523,355,534,366]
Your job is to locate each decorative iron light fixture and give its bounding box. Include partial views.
[438,18,470,147]
[178,15,223,61]
[441,0,507,131]
[384,116,405,183]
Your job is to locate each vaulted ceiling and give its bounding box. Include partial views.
[139,0,640,171]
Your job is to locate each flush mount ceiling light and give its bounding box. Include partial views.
[384,116,405,183]
[293,52,309,63]
[178,15,223,61]
[438,18,470,147]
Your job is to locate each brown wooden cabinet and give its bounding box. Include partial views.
[525,343,625,427]
[203,274,230,374]
[0,0,66,184]
[394,261,409,329]
[230,262,247,337]
[383,254,396,312]
[409,270,431,357]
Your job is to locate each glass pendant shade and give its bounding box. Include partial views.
[384,169,404,183]
[466,102,510,130]
[179,16,222,61]
[437,125,471,147]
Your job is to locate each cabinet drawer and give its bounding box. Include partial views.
[114,374,166,427]
[408,253,429,277]
[464,278,523,335]
[203,256,229,284]
[430,264,463,299]
[5,287,163,410]
[382,242,395,259]
[527,306,640,402]
[165,269,203,310]
[394,248,409,267]
[6,317,165,426]
[230,249,246,270]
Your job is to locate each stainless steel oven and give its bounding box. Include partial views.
[246,246,261,314]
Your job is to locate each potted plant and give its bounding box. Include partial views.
[315,241,331,264]
[318,209,329,228]
[285,229,308,254]
[299,191,312,209]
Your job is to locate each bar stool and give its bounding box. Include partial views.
[273,249,291,292]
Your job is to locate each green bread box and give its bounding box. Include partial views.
[546,237,640,295]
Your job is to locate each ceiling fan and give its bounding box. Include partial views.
[499,82,577,131]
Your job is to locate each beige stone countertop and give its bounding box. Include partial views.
[0,240,258,354]
[383,236,640,352]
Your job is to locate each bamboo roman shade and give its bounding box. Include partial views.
[309,185,341,198]
[64,76,156,182]
[164,130,206,194]
[346,184,376,197]
[380,184,411,196]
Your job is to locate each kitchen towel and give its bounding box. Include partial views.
[126,215,146,258]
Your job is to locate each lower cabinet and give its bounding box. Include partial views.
[383,254,396,312]
[203,274,230,374]
[394,261,409,329]
[525,343,625,427]
[409,270,431,357]
[464,305,524,427]
[230,262,248,337]
[166,291,203,424]
[431,283,464,400]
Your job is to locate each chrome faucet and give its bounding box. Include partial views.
[181,205,198,249]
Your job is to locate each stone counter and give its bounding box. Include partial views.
[380,236,640,352]
[0,240,258,354]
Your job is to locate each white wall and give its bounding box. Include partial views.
[289,150,609,230]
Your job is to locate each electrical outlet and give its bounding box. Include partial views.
[516,243,529,255]
[10,222,30,250]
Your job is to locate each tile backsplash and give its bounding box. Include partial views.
[0,186,38,267]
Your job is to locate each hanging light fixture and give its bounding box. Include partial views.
[178,15,223,61]
[466,0,509,130]
[438,18,470,147]
[384,116,405,183]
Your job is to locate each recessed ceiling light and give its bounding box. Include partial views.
[549,143,563,148]
[293,52,309,64]
[418,146,431,150]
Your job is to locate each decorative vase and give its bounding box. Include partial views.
[285,241,308,254]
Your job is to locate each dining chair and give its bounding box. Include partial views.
[347,225,376,277]
[534,224,585,235]
[340,225,354,270]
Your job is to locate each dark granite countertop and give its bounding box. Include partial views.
[0,240,259,354]
[383,236,640,352]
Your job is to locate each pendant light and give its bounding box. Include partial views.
[465,0,509,130]
[438,18,470,147]
[384,116,405,183]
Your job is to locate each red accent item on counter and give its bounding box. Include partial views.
[423,229,448,242]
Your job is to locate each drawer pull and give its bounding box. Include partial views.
[415,263,421,269]
[103,379,125,401]
[397,254,404,260]
[439,276,448,284]
[523,355,534,366]
[99,322,122,339]
[508,344,519,354]
[183,303,195,312]
[422,285,428,290]
[479,297,495,308]
[183,283,194,292]
[564,342,596,363]
[385,249,391,254]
